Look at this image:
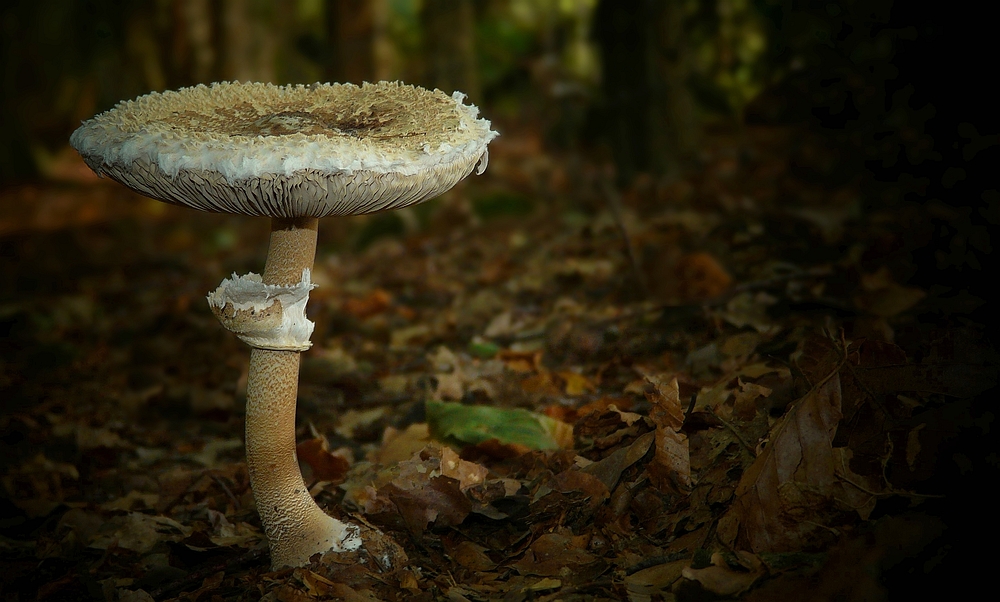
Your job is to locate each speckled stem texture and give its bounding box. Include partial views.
[245,217,359,568]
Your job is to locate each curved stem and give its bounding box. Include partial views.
[244,217,359,568]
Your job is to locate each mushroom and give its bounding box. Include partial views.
[70,81,497,568]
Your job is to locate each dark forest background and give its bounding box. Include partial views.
[1,2,999,599]
[3,0,997,332]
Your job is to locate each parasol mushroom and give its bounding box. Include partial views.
[70,81,497,568]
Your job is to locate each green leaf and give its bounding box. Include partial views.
[467,340,500,359]
[426,400,562,451]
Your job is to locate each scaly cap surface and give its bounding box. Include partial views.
[70,81,498,217]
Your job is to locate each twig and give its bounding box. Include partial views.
[684,391,698,423]
[601,177,649,297]
[713,413,757,456]
[210,473,241,511]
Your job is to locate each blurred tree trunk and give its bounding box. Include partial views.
[324,0,376,84]
[216,0,253,81]
[421,0,480,100]
[594,0,698,181]
[169,0,215,84]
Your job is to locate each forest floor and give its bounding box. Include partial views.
[1,124,997,601]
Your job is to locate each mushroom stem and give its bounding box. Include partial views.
[245,217,360,568]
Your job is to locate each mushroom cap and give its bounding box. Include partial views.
[70,81,498,217]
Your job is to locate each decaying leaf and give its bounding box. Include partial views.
[383,476,472,533]
[558,370,596,395]
[675,251,732,301]
[732,378,772,420]
[853,267,926,317]
[645,374,692,490]
[439,446,489,491]
[581,430,655,491]
[297,435,350,483]
[681,551,766,597]
[444,539,498,571]
[373,423,433,464]
[718,371,883,552]
[625,560,688,601]
[510,530,597,576]
[89,513,192,554]
[342,288,392,319]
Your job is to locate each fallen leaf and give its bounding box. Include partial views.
[427,400,571,452]
[581,430,655,491]
[520,371,563,396]
[384,476,472,532]
[682,552,766,596]
[675,252,732,301]
[297,436,350,483]
[718,372,871,552]
[625,560,687,599]
[445,539,497,571]
[854,267,926,317]
[732,379,772,420]
[374,423,433,464]
[906,423,925,471]
[498,349,542,373]
[558,371,596,395]
[100,491,159,512]
[510,531,597,576]
[90,513,192,554]
[645,375,691,490]
[342,288,392,319]
[439,447,489,491]
[336,407,389,440]
[391,324,431,349]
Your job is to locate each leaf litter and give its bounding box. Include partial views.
[1,125,997,600]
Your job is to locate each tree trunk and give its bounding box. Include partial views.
[420,0,480,100]
[594,0,698,181]
[324,0,376,84]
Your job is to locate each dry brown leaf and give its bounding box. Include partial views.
[625,560,687,598]
[498,349,542,373]
[439,447,489,491]
[576,396,633,418]
[681,552,766,596]
[296,436,350,483]
[718,373,865,552]
[551,469,610,510]
[342,288,392,319]
[906,423,925,471]
[520,372,562,396]
[445,540,497,571]
[854,267,926,317]
[384,476,472,533]
[558,371,596,395]
[732,379,772,420]
[581,430,655,491]
[510,531,597,576]
[89,513,192,554]
[675,252,732,301]
[645,374,692,490]
[374,423,434,464]
[831,448,883,520]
